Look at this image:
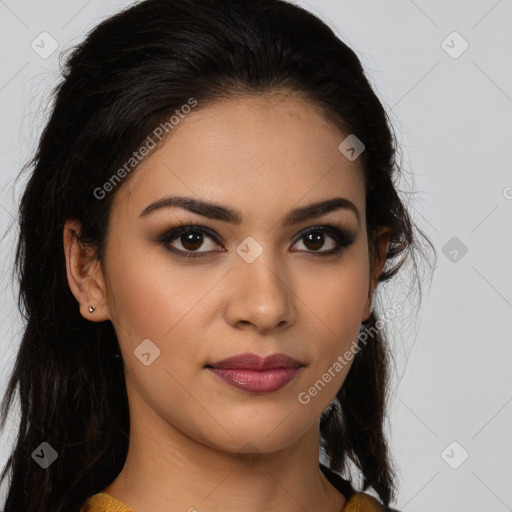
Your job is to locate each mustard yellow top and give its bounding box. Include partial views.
[80,491,385,512]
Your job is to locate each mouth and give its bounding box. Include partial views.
[205,352,305,394]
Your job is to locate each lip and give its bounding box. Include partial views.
[205,353,304,394]
[207,352,303,370]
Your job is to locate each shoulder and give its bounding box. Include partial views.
[80,490,401,512]
[343,492,398,512]
[319,463,400,512]
[80,492,137,512]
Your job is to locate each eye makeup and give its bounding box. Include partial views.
[154,219,357,260]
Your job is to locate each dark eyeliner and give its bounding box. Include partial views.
[292,223,356,256]
[156,224,223,259]
[156,221,356,259]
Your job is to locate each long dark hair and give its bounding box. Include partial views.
[0,0,434,510]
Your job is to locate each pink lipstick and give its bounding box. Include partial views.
[206,353,304,394]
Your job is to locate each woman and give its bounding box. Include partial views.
[0,0,432,510]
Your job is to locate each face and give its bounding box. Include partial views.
[67,93,387,457]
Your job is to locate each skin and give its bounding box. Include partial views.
[64,92,390,512]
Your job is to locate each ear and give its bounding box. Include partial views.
[362,226,391,323]
[63,219,110,322]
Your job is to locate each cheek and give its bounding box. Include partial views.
[104,238,222,345]
[299,248,370,336]
[107,249,214,412]
[296,248,369,387]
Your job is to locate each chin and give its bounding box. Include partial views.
[195,419,312,456]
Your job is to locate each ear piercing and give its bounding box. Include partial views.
[88,306,96,313]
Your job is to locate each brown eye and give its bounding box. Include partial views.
[291,226,354,255]
[157,223,355,259]
[179,232,205,251]
[300,232,334,252]
[157,226,224,258]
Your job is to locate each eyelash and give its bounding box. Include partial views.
[156,220,356,259]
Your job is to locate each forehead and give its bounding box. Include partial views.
[112,93,366,224]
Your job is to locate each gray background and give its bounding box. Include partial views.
[0,1,511,510]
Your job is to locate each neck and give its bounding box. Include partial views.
[102,381,346,512]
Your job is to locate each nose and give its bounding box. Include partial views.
[223,249,297,333]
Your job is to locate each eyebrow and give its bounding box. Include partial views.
[139,195,360,226]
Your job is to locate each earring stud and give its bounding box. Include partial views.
[88,306,96,313]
